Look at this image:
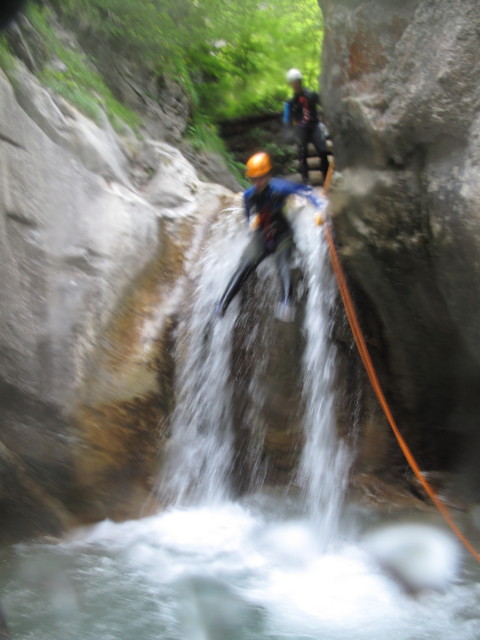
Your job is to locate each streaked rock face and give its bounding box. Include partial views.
[319,0,480,489]
[0,57,310,538]
[0,62,232,539]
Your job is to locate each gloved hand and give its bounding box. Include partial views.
[250,214,261,231]
[315,211,325,226]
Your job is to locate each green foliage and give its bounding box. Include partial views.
[186,112,248,186]
[22,0,322,178]
[49,0,323,121]
[192,0,323,120]
[0,35,16,75]
[28,3,141,132]
[231,126,296,175]
[187,114,224,154]
[50,0,207,72]
[46,0,323,175]
[263,141,296,171]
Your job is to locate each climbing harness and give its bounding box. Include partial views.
[322,161,480,563]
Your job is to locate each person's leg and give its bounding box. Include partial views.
[315,150,329,183]
[274,235,295,322]
[216,232,267,315]
[274,235,294,304]
[297,127,309,183]
[312,124,329,182]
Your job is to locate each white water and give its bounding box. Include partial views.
[2,197,480,639]
[2,500,479,640]
[294,204,350,546]
[157,208,247,505]
[161,195,350,542]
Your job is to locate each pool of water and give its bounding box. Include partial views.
[1,497,479,640]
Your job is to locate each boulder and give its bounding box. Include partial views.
[0,63,233,537]
[319,0,480,489]
[12,64,130,183]
[180,144,243,193]
[145,141,200,210]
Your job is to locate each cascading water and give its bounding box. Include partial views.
[1,196,479,640]
[159,194,348,522]
[294,206,350,545]
[157,207,247,505]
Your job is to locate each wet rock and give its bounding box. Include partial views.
[180,144,242,193]
[71,184,232,519]
[0,60,233,536]
[320,0,480,489]
[349,472,429,512]
[0,0,26,30]
[0,440,73,544]
[145,141,200,209]
[0,603,10,640]
[406,471,467,512]
[230,268,305,490]
[12,64,129,183]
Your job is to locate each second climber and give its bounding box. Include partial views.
[285,68,329,186]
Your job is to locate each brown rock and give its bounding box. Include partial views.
[71,188,233,522]
[350,471,429,511]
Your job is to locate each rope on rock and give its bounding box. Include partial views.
[322,160,480,563]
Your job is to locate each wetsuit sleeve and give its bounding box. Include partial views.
[243,188,255,221]
[290,183,324,209]
[270,178,324,209]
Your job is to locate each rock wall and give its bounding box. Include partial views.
[0,9,321,538]
[0,61,232,540]
[6,8,241,193]
[7,0,479,538]
[319,0,480,491]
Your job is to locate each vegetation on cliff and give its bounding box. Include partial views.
[0,0,322,179]
[0,3,140,132]
[52,0,322,120]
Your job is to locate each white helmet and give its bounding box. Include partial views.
[286,68,303,84]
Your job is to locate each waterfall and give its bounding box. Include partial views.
[294,203,350,546]
[7,197,473,640]
[157,207,247,505]
[159,195,349,534]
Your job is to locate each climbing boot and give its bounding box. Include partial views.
[275,300,296,323]
[213,301,226,318]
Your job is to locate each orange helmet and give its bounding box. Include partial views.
[245,152,273,178]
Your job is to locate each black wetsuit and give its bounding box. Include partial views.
[217,178,322,315]
[289,89,329,183]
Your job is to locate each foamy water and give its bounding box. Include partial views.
[3,195,479,639]
[294,199,351,545]
[157,207,247,505]
[2,501,479,640]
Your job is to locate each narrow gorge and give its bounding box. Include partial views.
[0,1,479,639]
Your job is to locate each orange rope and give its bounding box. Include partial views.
[322,162,480,563]
[323,157,335,193]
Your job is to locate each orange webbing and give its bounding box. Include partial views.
[322,163,480,562]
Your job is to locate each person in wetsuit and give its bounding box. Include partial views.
[285,68,329,185]
[215,152,325,322]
